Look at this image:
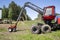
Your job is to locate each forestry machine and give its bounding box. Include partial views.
[8,2,60,34]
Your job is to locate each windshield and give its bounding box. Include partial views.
[45,8,52,15]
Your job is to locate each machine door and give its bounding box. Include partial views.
[43,6,55,20]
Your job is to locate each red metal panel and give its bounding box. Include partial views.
[57,18,60,24]
[43,15,55,20]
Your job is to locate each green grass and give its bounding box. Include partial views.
[17,20,44,27]
[0,27,7,32]
[0,20,60,40]
[5,31,60,40]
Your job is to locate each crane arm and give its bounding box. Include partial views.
[16,2,44,24]
[24,2,43,15]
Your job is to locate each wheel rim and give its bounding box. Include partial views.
[44,26,49,31]
[33,27,37,32]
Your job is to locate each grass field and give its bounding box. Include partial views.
[0,20,60,40]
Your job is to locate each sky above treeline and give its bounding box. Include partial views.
[0,0,60,20]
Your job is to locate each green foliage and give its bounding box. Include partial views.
[2,5,9,19]
[8,7,13,19]
[20,9,31,21]
[27,15,31,20]
[8,1,31,21]
[2,1,31,21]
[8,1,19,20]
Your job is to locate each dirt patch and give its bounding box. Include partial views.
[0,24,31,34]
[0,24,10,27]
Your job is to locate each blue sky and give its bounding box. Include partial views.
[0,0,60,20]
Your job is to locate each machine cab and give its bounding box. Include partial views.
[43,6,55,21]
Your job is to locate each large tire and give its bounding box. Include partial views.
[8,28,13,32]
[41,24,51,33]
[31,25,41,34]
